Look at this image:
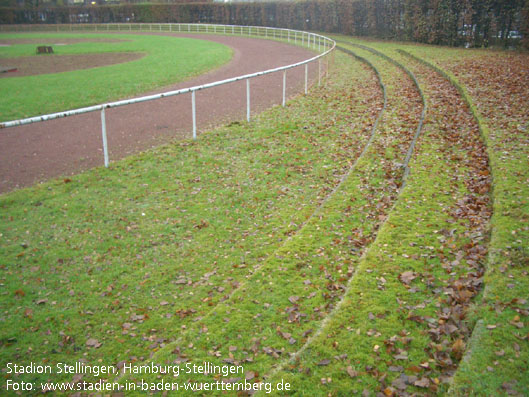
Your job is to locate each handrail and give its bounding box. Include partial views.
[0,23,336,129]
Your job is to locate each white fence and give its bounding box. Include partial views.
[0,23,335,167]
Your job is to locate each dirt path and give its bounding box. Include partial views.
[0,33,321,193]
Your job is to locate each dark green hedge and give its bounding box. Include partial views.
[0,0,526,48]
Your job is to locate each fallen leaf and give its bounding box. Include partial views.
[346,366,357,378]
[86,338,102,348]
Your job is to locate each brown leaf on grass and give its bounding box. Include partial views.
[393,350,408,360]
[317,359,331,366]
[302,329,313,338]
[86,338,102,348]
[451,338,465,359]
[288,296,300,304]
[392,376,408,390]
[194,220,209,229]
[383,387,395,396]
[130,314,146,322]
[414,377,430,388]
[346,366,358,378]
[398,271,417,285]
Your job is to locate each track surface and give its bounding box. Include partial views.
[0,33,319,193]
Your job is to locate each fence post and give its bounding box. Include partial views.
[191,90,197,140]
[318,59,321,86]
[305,64,308,94]
[282,71,286,107]
[246,79,251,122]
[100,108,109,167]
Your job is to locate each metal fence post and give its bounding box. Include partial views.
[282,71,286,107]
[192,90,197,139]
[246,79,251,122]
[318,59,321,86]
[100,108,109,167]
[305,64,308,94]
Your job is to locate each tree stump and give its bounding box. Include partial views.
[37,46,54,54]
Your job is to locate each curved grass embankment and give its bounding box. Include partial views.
[0,33,233,121]
[260,38,492,396]
[112,40,425,395]
[0,50,379,391]
[398,46,529,396]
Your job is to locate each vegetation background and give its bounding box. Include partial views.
[1,0,528,49]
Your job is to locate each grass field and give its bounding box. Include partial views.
[0,33,232,121]
[1,32,528,396]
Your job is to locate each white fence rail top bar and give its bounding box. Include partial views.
[1,23,336,129]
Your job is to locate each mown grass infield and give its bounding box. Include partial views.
[0,32,528,396]
[0,33,232,121]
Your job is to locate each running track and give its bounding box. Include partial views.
[0,33,320,193]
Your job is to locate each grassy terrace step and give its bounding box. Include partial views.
[401,47,529,395]
[113,42,423,393]
[261,39,491,395]
[0,51,376,390]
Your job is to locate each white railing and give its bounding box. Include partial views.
[0,23,335,167]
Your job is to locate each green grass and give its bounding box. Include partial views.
[0,50,378,392]
[0,33,232,121]
[110,41,426,395]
